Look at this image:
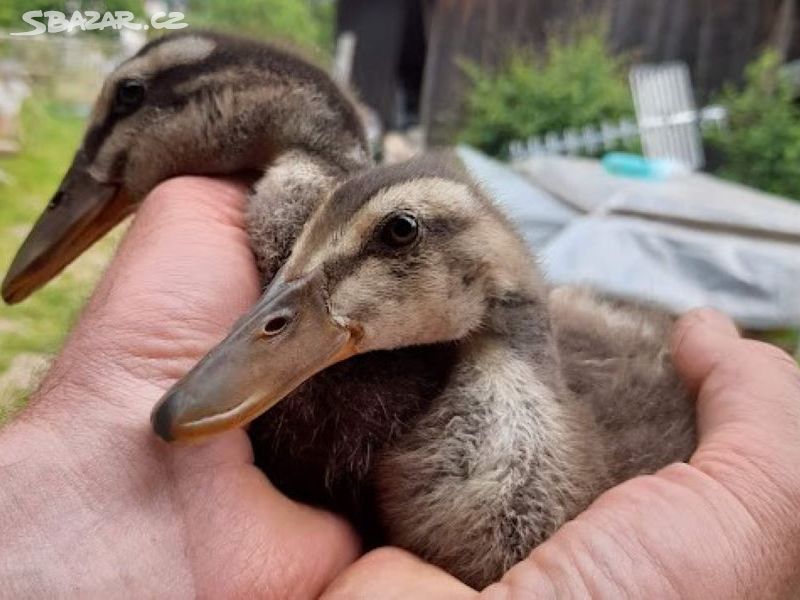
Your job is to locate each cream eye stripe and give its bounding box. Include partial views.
[286,177,478,274]
[89,36,217,127]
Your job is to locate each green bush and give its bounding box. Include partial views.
[0,1,144,37]
[0,1,333,52]
[705,51,800,201]
[460,30,633,158]
[189,0,334,53]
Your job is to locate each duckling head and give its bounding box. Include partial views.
[152,155,543,442]
[3,31,365,304]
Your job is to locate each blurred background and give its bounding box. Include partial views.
[1,0,799,418]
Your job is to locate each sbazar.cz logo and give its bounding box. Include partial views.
[10,10,188,36]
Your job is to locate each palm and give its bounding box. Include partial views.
[6,178,357,597]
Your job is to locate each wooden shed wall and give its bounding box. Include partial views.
[420,0,799,145]
[610,0,798,99]
[420,0,610,145]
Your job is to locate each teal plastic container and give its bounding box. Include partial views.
[601,152,687,181]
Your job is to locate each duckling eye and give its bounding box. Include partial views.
[381,214,419,248]
[114,79,145,113]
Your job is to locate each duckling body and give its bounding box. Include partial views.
[250,279,694,587]
[551,288,694,482]
[375,289,694,586]
[177,157,696,588]
[4,32,696,590]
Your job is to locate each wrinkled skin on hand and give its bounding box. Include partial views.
[0,178,359,598]
[1,177,798,599]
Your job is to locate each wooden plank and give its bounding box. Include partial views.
[421,0,611,145]
[336,0,409,128]
[610,0,798,98]
[770,0,797,59]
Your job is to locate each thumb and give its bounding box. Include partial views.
[322,548,475,600]
[670,308,740,395]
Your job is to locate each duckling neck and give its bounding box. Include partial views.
[375,289,609,587]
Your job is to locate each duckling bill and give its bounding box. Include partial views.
[2,157,131,304]
[153,268,361,441]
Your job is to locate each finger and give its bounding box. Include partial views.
[670,308,740,395]
[321,548,476,600]
[672,309,800,548]
[671,308,800,443]
[56,177,362,595]
[88,176,260,358]
[118,180,362,596]
[46,176,260,400]
[173,457,361,599]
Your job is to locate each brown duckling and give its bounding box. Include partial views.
[1,30,369,303]
[152,155,696,588]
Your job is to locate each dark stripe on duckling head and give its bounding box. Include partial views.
[319,213,472,290]
[84,30,366,164]
[83,122,114,165]
[83,33,211,161]
[303,154,471,253]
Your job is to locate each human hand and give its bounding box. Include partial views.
[0,177,359,598]
[5,178,799,599]
[323,309,800,599]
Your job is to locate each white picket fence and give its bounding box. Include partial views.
[508,106,727,163]
[631,62,704,169]
[509,61,729,168]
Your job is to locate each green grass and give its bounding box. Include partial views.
[0,98,120,412]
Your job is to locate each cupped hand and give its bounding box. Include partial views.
[322,310,800,599]
[0,177,359,598]
[3,177,799,600]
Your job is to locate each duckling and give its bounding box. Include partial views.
[1,30,369,303]
[152,155,696,588]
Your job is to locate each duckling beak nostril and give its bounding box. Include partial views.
[46,190,67,211]
[2,155,133,305]
[262,312,294,337]
[151,392,179,442]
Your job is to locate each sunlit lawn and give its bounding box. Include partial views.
[0,98,122,421]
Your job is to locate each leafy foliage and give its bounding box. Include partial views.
[0,1,333,50]
[705,51,800,201]
[188,0,334,52]
[460,30,633,158]
[0,0,144,36]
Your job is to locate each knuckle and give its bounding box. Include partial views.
[143,177,195,212]
[674,310,710,340]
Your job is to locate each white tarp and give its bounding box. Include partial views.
[458,147,800,329]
